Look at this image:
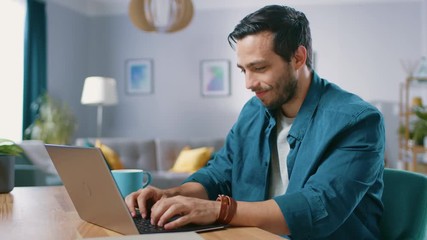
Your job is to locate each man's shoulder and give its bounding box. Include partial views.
[319,80,380,117]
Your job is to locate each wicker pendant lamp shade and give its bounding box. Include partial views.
[129,0,194,33]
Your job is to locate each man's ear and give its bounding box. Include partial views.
[292,45,307,70]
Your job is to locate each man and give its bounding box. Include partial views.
[126,5,385,239]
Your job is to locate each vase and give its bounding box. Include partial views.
[0,155,15,193]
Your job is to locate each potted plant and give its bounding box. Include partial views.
[0,139,24,193]
[412,107,427,146]
[24,93,76,144]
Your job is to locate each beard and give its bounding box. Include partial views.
[265,70,298,110]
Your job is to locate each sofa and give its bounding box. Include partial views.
[75,137,225,189]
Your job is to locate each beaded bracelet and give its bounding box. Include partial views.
[216,194,237,224]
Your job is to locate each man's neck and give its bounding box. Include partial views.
[281,67,312,118]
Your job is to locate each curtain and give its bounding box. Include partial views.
[22,0,47,138]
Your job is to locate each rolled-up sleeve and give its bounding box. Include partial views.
[183,128,236,200]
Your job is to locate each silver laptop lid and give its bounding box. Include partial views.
[46,144,139,235]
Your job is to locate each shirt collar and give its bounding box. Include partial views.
[288,71,324,141]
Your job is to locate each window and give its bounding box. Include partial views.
[0,0,25,141]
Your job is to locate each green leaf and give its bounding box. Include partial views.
[0,139,24,156]
[414,106,427,121]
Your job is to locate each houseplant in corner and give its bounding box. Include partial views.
[24,93,76,144]
[0,139,24,193]
[411,107,427,146]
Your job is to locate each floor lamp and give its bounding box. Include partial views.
[81,76,118,138]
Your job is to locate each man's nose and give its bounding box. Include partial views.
[245,72,257,90]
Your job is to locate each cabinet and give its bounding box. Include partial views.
[398,76,427,173]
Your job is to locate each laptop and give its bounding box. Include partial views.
[45,144,226,235]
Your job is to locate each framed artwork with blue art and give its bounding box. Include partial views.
[125,59,153,94]
[200,59,230,97]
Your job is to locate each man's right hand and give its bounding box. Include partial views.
[124,182,209,220]
[125,186,166,218]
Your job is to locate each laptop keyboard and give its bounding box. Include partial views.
[132,214,226,234]
[133,215,167,234]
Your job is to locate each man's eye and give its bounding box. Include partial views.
[240,69,246,74]
[254,66,266,71]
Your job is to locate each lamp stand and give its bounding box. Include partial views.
[96,105,103,138]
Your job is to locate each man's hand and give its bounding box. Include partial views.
[149,195,220,230]
[124,186,166,218]
[124,182,213,229]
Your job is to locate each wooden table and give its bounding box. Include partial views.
[0,186,283,240]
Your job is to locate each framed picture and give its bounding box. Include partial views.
[200,59,230,97]
[125,59,153,94]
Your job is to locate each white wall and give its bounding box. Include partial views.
[423,0,427,56]
[47,2,425,165]
[305,2,422,102]
[47,3,90,138]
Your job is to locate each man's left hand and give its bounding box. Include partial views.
[149,195,220,229]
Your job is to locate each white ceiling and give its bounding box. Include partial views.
[46,0,423,16]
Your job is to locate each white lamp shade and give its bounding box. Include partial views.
[81,76,118,106]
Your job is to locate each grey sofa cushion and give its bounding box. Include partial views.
[155,138,225,171]
[75,138,157,171]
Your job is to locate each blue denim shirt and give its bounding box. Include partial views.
[185,72,385,239]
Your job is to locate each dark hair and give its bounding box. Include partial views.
[228,5,313,69]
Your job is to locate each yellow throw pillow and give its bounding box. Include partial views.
[170,146,214,173]
[95,140,124,170]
